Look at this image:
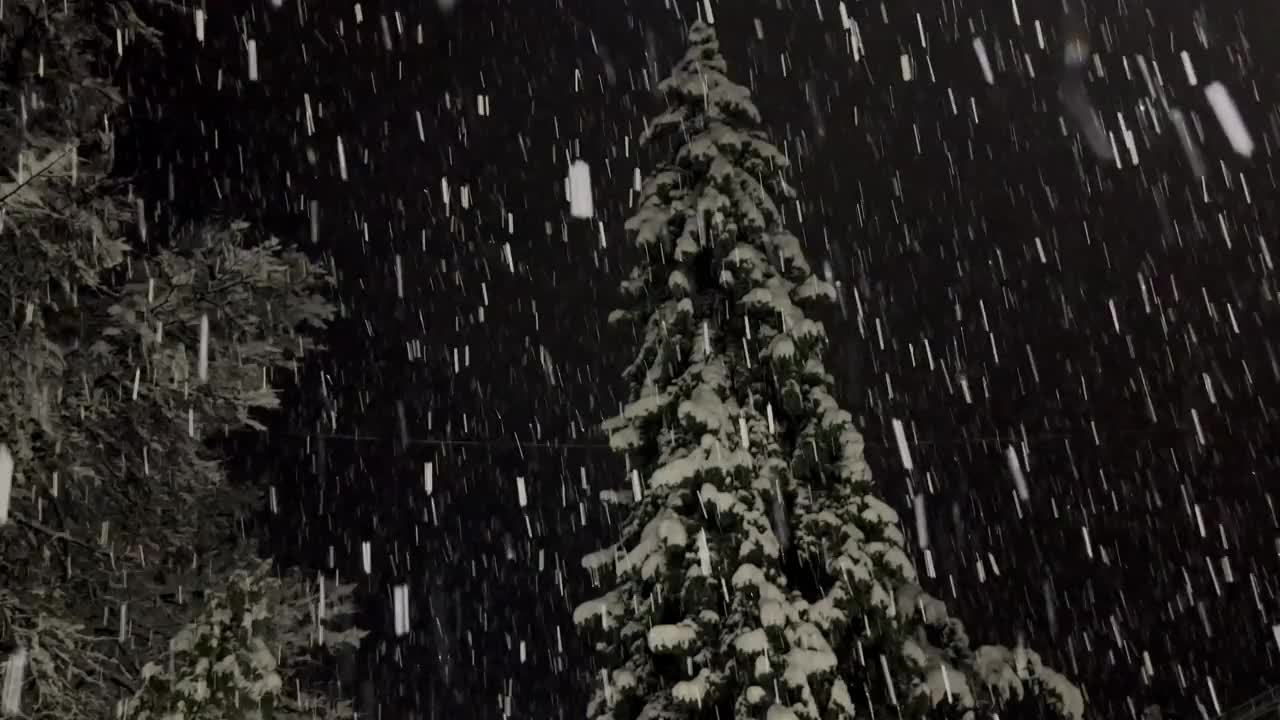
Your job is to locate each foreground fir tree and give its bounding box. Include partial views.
[0,2,361,717]
[576,21,1084,720]
[123,562,366,719]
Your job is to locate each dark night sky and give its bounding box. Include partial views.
[115,0,1280,717]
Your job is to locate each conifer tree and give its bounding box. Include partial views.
[123,561,366,720]
[0,2,361,717]
[576,20,1084,720]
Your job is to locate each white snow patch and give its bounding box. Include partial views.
[673,669,712,706]
[623,390,666,421]
[741,524,782,561]
[734,628,769,656]
[581,547,618,571]
[793,275,837,303]
[896,584,949,624]
[650,451,705,489]
[860,496,901,527]
[698,483,737,515]
[828,679,856,717]
[766,704,801,720]
[790,318,826,342]
[923,661,975,708]
[832,548,874,585]
[977,641,1084,719]
[868,542,917,582]
[767,334,796,361]
[657,515,689,548]
[770,233,808,271]
[972,645,1026,701]
[783,647,837,678]
[613,670,638,692]
[1039,665,1086,720]
[669,269,691,294]
[648,623,697,653]
[807,586,848,630]
[731,563,768,590]
[598,489,634,505]
[573,592,619,627]
[679,385,727,433]
[759,599,786,627]
[869,581,893,611]
[608,425,642,452]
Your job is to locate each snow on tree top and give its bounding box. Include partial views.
[656,22,762,129]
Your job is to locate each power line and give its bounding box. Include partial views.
[0,145,75,206]
[309,432,608,451]
[254,420,1231,454]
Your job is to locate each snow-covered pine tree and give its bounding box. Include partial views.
[123,562,367,720]
[0,2,358,717]
[576,20,1084,720]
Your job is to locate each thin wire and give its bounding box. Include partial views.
[0,145,75,206]
[260,421,1212,452]
[312,433,608,450]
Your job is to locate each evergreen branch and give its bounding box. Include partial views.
[0,144,74,206]
[137,0,194,16]
[10,511,107,556]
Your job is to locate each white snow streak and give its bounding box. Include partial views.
[0,444,11,526]
[1205,81,1254,158]
[568,159,594,219]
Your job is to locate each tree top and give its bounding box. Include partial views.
[654,20,762,133]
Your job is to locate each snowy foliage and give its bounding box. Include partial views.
[579,21,1083,720]
[123,561,366,720]
[0,585,129,719]
[0,3,354,718]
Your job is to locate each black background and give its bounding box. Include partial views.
[115,0,1280,717]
